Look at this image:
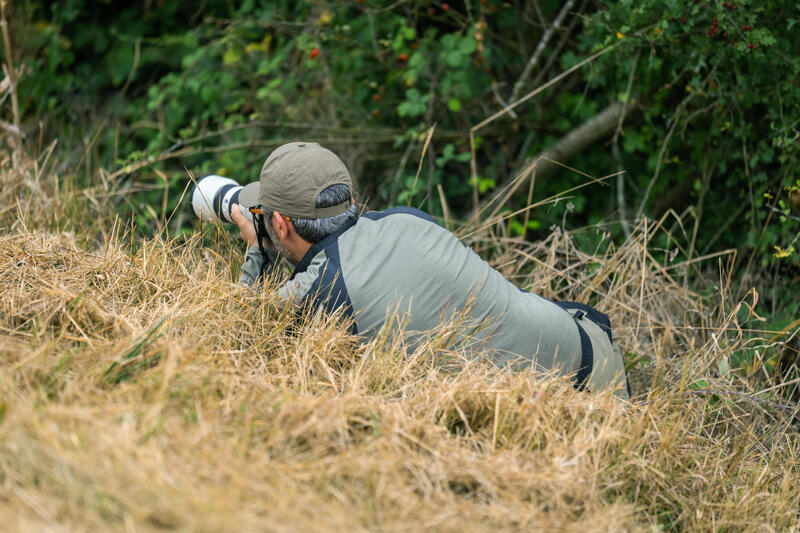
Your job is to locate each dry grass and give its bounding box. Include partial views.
[1,144,800,532]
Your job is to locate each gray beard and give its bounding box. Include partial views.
[264,223,293,262]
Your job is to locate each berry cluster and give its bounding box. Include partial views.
[721,2,739,9]
[705,17,720,37]
[702,13,756,49]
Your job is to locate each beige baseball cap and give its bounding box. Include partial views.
[238,142,353,219]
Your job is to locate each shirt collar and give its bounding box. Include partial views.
[290,216,359,279]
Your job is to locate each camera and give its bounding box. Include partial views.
[190,175,253,224]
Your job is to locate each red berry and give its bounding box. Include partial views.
[373,93,381,102]
[310,48,319,59]
[411,42,419,49]
[680,16,686,23]
[442,3,450,11]
[399,53,408,61]
[724,32,729,37]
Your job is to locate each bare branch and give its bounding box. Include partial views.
[612,49,641,238]
[475,102,626,218]
[509,0,574,105]
[1,0,22,159]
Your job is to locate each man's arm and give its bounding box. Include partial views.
[229,202,338,314]
[239,245,279,286]
[231,203,274,286]
[240,245,333,317]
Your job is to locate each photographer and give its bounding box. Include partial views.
[230,142,630,399]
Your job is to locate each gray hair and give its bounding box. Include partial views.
[266,184,358,244]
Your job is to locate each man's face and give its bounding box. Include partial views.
[264,214,293,261]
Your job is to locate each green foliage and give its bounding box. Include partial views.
[5,0,799,307]
[582,0,800,268]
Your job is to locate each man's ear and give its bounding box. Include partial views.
[271,211,290,240]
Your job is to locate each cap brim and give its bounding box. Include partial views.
[238,182,260,208]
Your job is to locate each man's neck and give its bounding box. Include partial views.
[285,236,312,264]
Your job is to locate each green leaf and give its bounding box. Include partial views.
[623,130,645,153]
[448,97,461,112]
[560,51,579,69]
[408,51,425,69]
[445,50,462,67]
[458,36,477,54]
[223,48,241,65]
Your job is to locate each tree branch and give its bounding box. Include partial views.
[509,0,574,105]
[612,49,640,238]
[475,101,627,217]
[1,0,22,161]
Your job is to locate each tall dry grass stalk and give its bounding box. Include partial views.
[1,138,799,531]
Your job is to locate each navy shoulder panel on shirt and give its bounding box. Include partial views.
[362,207,439,225]
[302,241,357,335]
[292,216,358,278]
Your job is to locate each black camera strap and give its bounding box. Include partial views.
[252,210,273,283]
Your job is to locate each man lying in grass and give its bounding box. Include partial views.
[231,141,629,399]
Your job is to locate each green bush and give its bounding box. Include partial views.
[5,0,799,304]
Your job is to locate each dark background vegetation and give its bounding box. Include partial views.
[3,0,799,320]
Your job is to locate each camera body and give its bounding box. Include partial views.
[190,175,253,224]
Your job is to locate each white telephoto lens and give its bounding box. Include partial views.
[191,175,251,224]
[235,203,254,223]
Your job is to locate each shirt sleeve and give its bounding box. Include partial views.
[239,246,320,305]
[238,245,278,287]
[276,250,328,305]
[240,247,347,322]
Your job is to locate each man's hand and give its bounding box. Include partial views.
[230,203,259,247]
